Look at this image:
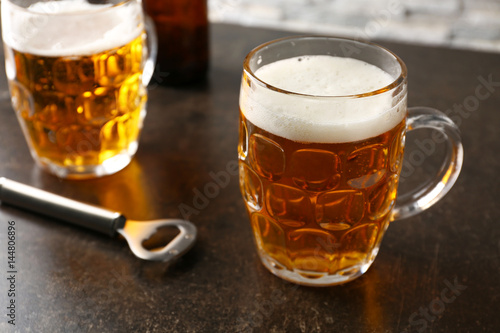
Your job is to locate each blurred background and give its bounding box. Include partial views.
[209,0,500,53]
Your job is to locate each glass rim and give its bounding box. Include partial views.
[243,35,408,99]
[3,0,136,15]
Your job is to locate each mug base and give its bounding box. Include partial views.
[258,250,375,287]
[35,146,136,180]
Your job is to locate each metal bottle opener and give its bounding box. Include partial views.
[0,177,197,262]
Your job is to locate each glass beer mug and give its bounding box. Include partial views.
[238,37,463,286]
[1,0,156,179]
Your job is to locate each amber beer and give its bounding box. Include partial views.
[2,0,148,178]
[239,54,407,286]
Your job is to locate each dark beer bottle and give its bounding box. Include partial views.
[143,0,209,85]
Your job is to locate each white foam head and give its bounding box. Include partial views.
[1,0,143,57]
[240,55,406,143]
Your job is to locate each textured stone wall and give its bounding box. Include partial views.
[209,0,500,52]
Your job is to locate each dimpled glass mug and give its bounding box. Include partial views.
[1,0,156,179]
[238,36,463,286]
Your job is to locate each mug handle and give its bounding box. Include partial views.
[142,15,158,86]
[391,107,464,220]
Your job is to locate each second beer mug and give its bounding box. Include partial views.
[238,37,463,286]
[1,0,156,179]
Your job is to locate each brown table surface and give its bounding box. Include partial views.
[0,23,499,333]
